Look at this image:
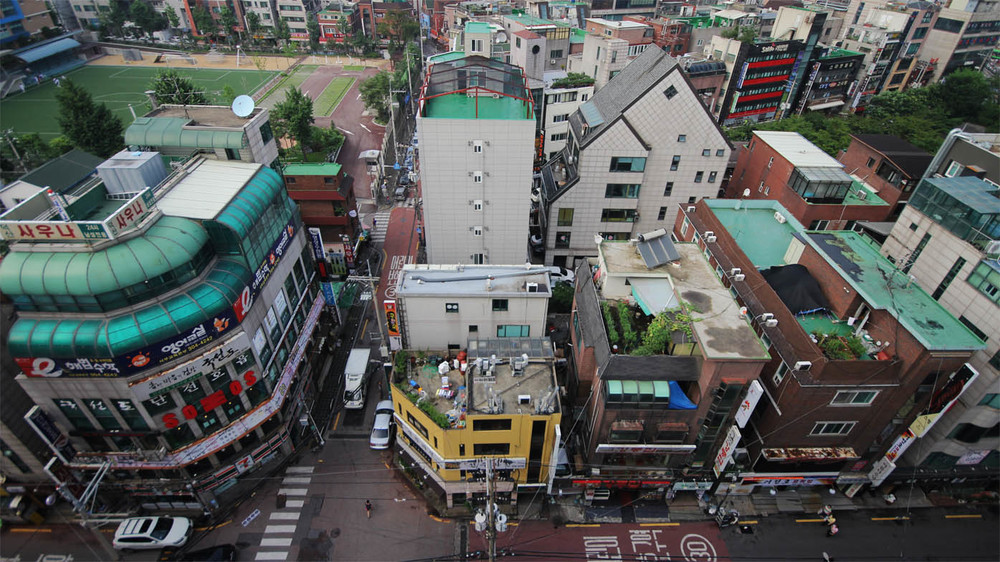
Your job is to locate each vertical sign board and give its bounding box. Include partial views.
[340,234,355,271]
[909,364,979,437]
[734,380,763,429]
[24,406,76,464]
[384,301,400,337]
[713,426,742,478]
[868,456,896,487]
[308,228,326,260]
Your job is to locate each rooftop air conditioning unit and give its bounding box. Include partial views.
[730,268,742,276]
[774,211,787,224]
[550,59,557,64]
[706,235,717,243]
[856,189,868,200]
[733,273,746,282]
[492,93,500,99]
[760,313,774,322]
[687,206,696,212]
[518,394,531,404]
[794,360,812,371]
[764,318,778,328]
[526,282,539,292]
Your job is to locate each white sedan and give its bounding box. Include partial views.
[369,400,395,450]
[113,516,191,551]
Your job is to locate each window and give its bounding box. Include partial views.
[948,422,1000,443]
[687,196,697,204]
[407,413,429,438]
[550,132,568,141]
[259,122,274,144]
[324,177,335,184]
[54,399,93,430]
[286,177,296,184]
[708,171,718,183]
[809,220,830,230]
[600,209,638,222]
[492,299,509,311]
[609,157,646,172]
[557,208,574,226]
[112,399,149,430]
[664,85,678,99]
[445,303,459,313]
[909,222,918,231]
[473,140,483,153]
[473,418,512,431]
[473,443,511,455]
[657,207,668,220]
[474,200,483,211]
[555,232,571,248]
[680,218,689,236]
[671,155,680,171]
[980,393,1000,409]
[767,157,774,169]
[716,149,726,157]
[677,134,687,142]
[967,261,1000,305]
[605,184,641,198]
[694,171,704,183]
[85,399,122,430]
[663,182,674,196]
[497,325,530,337]
[472,253,485,264]
[473,226,483,237]
[473,171,482,183]
[932,257,966,299]
[609,426,643,443]
[581,93,589,101]
[959,315,988,342]
[469,325,478,333]
[990,350,1000,370]
[773,362,788,386]
[225,148,240,160]
[471,39,484,52]
[552,114,569,123]
[810,421,856,436]
[702,149,711,157]
[944,161,964,177]
[604,380,670,408]
[550,49,564,58]
[866,157,876,168]
[831,390,878,406]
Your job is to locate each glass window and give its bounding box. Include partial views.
[54,399,94,430]
[492,299,509,311]
[605,184,641,198]
[658,207,668,220]
[142,394,176,416]
[446,303,459,313]
[473,443,510,455]
[555,232,571,248]
[702,149,711,157]
[694,171,704,183]
[708,171,718,183]
[163,423,195,450]
[664,182,674,196]
[670,155,680,171]
[664,86,678,99]
[497,325,529,337]
[831,390,878,406]
[609,157,646,172]
[677,134,687,142]
[979,393,1000,409]
[600,209,638,222]
[179,380,207,405]
[111,399,149,430]
[810,421,856,435]
[557,208,574,226]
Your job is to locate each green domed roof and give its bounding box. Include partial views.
[0,216,209,297]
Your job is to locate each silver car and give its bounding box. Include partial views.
[369,400,395,450]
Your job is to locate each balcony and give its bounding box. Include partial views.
[540,149,579,201]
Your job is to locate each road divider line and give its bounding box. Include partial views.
[795,518,826,523]
[740,520,759,525]
[330,411,341,432]
[10,528,51,533]
[871,516,909,521]
[945,514,981,519]
[566,524,601,528]
[639,522,680,527]
[196,519,232,532]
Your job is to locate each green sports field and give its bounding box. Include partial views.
[0,66,278,139]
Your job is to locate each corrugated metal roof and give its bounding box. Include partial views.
[216,166,285,238]
[157,159,262,220]
[0,215,208,296]
[18,149,103,193]
[6,258,250,359]
[14,37,81,63]
[125,117,247,150]
[754,131,843,168]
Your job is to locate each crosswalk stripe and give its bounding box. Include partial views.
[278,488,308,496]
[270,512,300,520]
[260,538,294,547]
[264,525,297,534]
[286,466,314,474]
[255,552,288,561]
[285,499,305,508]
[282,477,311,485]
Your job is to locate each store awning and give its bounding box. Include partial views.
[807,100,845,111]
[15,37,81,63]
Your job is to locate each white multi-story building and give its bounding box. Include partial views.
[567,33,629,90]
[879,131,1000,478]
[539,47,731,270]
[395,264,552,349]
[416,55,536,265]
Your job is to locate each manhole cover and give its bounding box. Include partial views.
[739,525,754,534]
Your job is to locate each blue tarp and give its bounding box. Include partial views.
[15,37,81,63]
[668,381,697,410]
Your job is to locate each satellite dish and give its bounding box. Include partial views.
[231,95,255,118]
[495,31,508,44]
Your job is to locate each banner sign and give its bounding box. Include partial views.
[735,380,763,428]
[233,218,297,322]
[868,456,895,487]
[384,300,400,337]
[459,457,527,470]
[128,333,251,401]
[0,220,108,241]
[596,444,696,455]
[713,426,741,477]
[24,406,76,463]
[16,308,239,378]
[909,364,979,437]
[103,189,156,238]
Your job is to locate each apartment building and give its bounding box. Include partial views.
[728,131,893,230]
[281,162,358,242]
[707,35,807,125]
[416,55,535,265]
[0,155,325,511]
[0,0,54,45]
[792,47,864,115]
[585,17,654,57]
[539,47,730,271]
[837,133,933,217]
[919,0,1000,82]
[676,199,984,490]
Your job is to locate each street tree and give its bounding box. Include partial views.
[130,0,166,38]
[275,18,292,47]
[218,7,238,45]
[99,1,128,38]
[307,16,321,52]
[245,11,261,46]
[191,6,218,42]
[55,80,124,158]
[149,69,210,105]
[359,71,392,123]
[272,87,315,158]
[376,10,418,50]
[163,5,180,30]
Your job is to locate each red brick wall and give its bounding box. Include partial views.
[837,140,907,208]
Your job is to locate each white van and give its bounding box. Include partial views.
[344,348,371,409]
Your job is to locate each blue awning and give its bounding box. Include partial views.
[15,38,81,63]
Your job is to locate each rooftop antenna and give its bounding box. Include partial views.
[231,95,255,118]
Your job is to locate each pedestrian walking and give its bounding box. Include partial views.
[19,82,25,93]
[827,524,839,537]
[365,499,373,518]
[818,505,833,517]
[822,552,834,561]
[824,515,837,526]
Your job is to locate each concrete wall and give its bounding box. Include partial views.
[399,292,550,350]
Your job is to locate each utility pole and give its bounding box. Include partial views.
[45,459,121,560]
[487,458,496,562]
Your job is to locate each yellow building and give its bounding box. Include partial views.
[389,338,562,512]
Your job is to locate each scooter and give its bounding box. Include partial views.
[716,508,740,528]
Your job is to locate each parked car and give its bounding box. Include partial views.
[113,516,192,551]
[369,399,395,449]
[547,266,575,285]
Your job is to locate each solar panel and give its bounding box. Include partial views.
[637,235,681,269]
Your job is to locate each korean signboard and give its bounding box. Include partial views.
[308,228,325,260]
[0,220,109,241]
[103,189,156,238]
[596,444,696,455]
[128,333,251,401]
[734,380,763,428]
[909,364,979,437]
[24,406,76,463]
[233,218,297,322]
[384,300,400,337]
[713,426,741,477]
[16,308,239,378]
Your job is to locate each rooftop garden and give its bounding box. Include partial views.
[814,332,868,360]
[601,300,697,356]
[551,72,595,89]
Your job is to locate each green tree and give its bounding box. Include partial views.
[218,7,238,45]
[99,0,128,38]
[221,84,238,105]
[377,10,418,50]
[552,72,595,89]
[191,5,218,41]
[934,69,994,124]
[272,87,315,158]
[130,0,166,38]
[359,71,392,122]
[274,17,291,46]
[245,11,261,45]
[307,15,321,52]
[163,5,180,29]
[55,80,124,158]
[149,69,210,105]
